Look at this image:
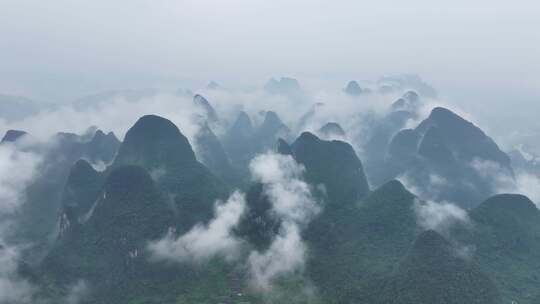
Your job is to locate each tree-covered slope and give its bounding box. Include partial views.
[461,194,540,303]
[112,114,227,233]
[373,230,502,304]
[290,131,370,205]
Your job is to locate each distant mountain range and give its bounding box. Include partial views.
[1,80,539,304]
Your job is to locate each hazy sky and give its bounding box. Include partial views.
[0,0,538,106]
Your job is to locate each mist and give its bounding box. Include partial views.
[0,0,538,150]
[0,142,42,303]
[0,1,537,98]
[0,0,537,154]
[1,1,539,303]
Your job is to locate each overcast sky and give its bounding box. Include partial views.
[0,0,538,107]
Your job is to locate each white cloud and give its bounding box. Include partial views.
[512,172,540,207]
[0,143,43,303]
[0,93,204,150]
[413,199,470,236]
[397,173,441,202]
[62,280,90,304]
[469,158,540,208]
[492,171,540,209]
[250,153,305,185]
[399,171,471,237]
[0,143,42,215]
[248,153,321,290]
[148,191,246,263]
[250,153,320,224]
[469,158,515,190]
[148,152,322,291]
[0,245,35,304]
[429,173,448,188]
[247,222,305,291]
[412,197,475,261]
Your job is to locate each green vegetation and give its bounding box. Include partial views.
[29,115,540,304]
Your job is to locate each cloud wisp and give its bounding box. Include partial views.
[0,93,203,142]
[0,142,43,303]
[413,199,470,237]
[247,153,321,291]
[148,191,247,263]
[147,152,322,291]
[0,245,35,304]
[61,280,90,304]
[470,158,540,208]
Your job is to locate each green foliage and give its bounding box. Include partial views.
[291,132,370,205]
[111,114,228,233]
[305,180,418,303]
[33,116,540,304]
[372,230,502,304]
[458,194,540,303]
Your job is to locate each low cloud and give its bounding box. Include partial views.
[247,222,305,291]
[0,93,205,153]
[413,199,470,237]
[0,143,43,303]
[397,173,449,203]
[413,198,473,260]
[62,280,90,304]
[469,158,515,190]
[512,172,540,207]
[148,191,246,263]
[249,153,321,225]
[0,143,42,215]
[248,153,321,290]
[0,77,440,170]
[147,152,322,291]
[470,158,540,208]
[403,97,480,132]
[85,159,111,172]
[0,245,35,304]
[400,172,471,243]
